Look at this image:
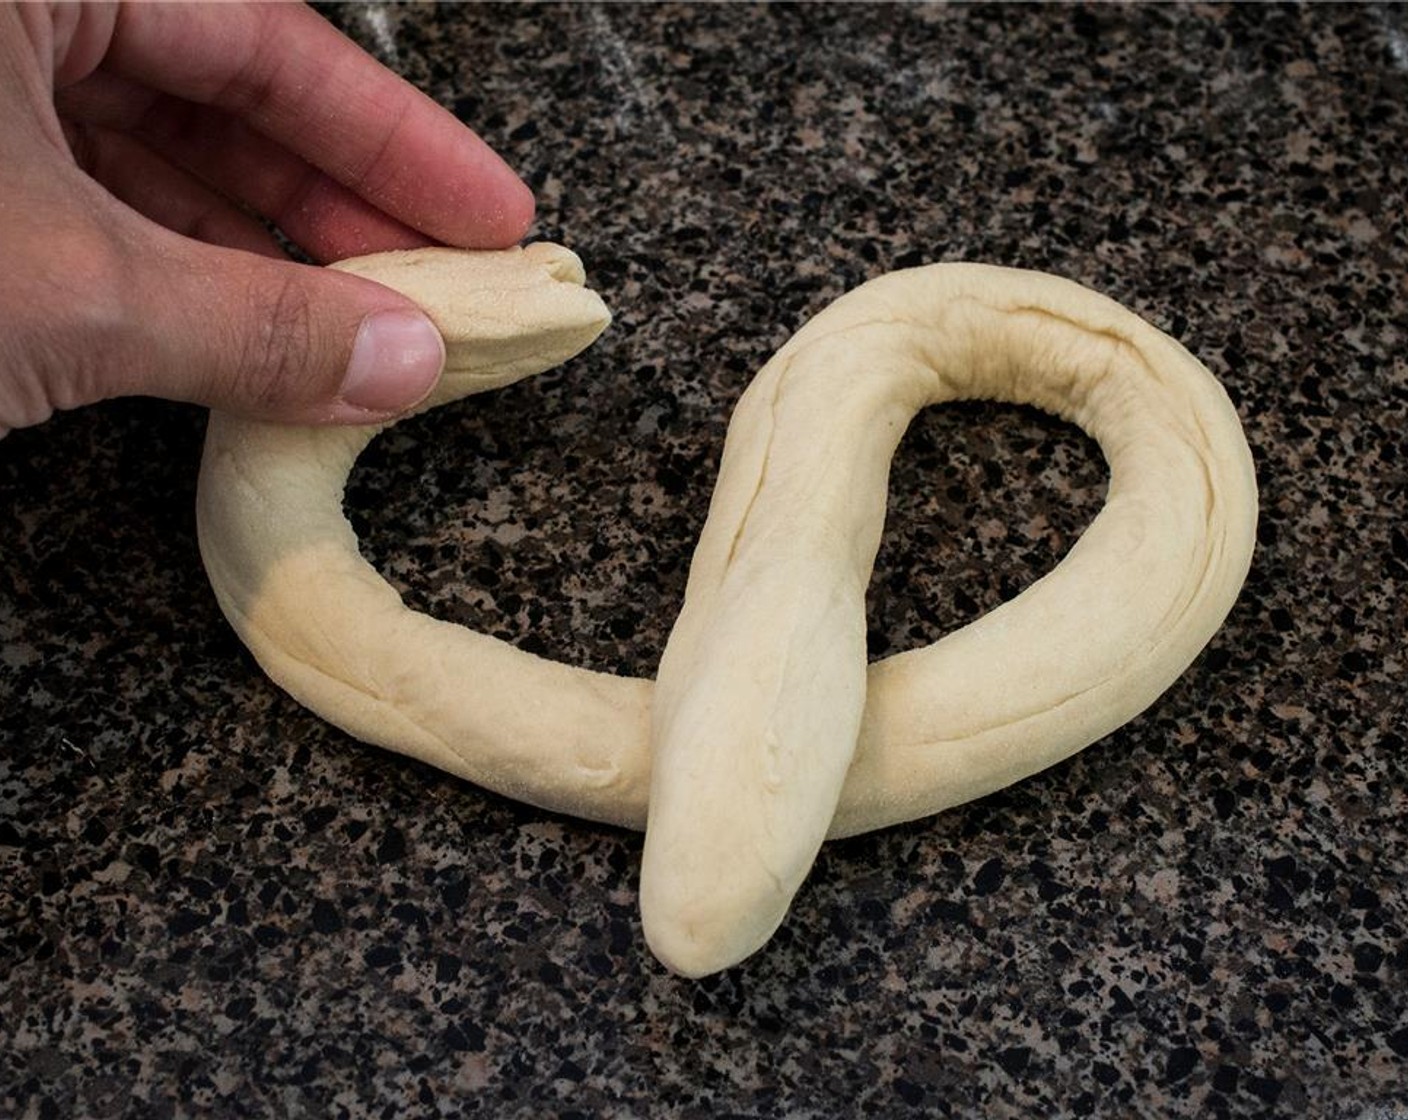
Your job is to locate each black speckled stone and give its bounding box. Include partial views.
[3,3,1406,1117]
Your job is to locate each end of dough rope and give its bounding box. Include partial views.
[197,245,1257,978]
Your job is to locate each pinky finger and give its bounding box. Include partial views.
[62,120,285,259]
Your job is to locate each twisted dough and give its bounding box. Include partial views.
[197,244,1257,978]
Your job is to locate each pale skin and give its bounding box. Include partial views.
[0,1,534,436]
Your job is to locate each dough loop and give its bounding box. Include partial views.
[197,244,1257,977]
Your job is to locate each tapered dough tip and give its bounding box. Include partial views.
[643,909,777,980]
[640,864,793,978]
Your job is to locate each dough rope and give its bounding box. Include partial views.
[196,243,1257,978]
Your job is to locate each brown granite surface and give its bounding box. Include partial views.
[2,3,1406,1117]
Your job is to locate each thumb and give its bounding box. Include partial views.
[127,233,445,424]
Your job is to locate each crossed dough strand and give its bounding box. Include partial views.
[196,244,1257,978]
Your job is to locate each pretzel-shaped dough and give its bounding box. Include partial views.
[197,244,1257,978]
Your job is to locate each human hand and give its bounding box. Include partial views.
[0,2,535,435]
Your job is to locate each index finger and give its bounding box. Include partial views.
[104,2,535,249]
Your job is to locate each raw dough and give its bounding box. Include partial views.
[197,244,1257,978]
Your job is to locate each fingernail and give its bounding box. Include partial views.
[340,310,445,413]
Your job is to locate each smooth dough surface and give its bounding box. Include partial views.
[197,245,1257,977]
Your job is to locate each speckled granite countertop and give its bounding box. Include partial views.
[3,3,1406,1117]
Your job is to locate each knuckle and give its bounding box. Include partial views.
[238,272,320,411]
